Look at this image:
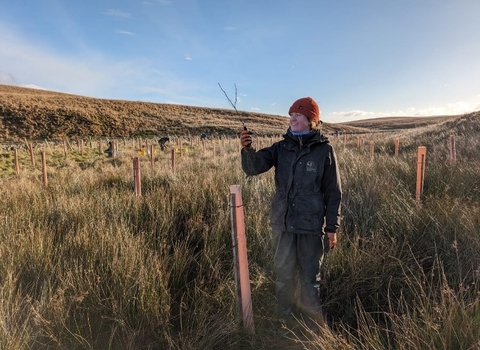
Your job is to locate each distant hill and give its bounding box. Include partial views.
[0,84,477,141]
[342,115,458,130]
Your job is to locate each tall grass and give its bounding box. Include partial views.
[0,126,479,349]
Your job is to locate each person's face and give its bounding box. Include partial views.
[289,113,310,132]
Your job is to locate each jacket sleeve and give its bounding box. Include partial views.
[241,145,275,176]
[321,145,342,233]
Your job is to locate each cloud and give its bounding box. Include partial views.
[0,22,157,97]
[185,55,192,61]
[104,9,131,19]
[224,26,237,31]
[251,107,260,111]
[116,30,135,36]
[325,101,480,123]
[21,84,46,90]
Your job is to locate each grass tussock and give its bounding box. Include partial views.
[0,115,480,349]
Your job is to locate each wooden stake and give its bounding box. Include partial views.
[229,193,243,324]
[132,157,141,196]
[149,145,154,167]
[449,135,456,164]
[171,149,176,174]
[370,141,375,160]
[416,146,427,202]
[395,138,400,157]
[41,151,48,187]
[229,185,254,334]
[29,142,35,167]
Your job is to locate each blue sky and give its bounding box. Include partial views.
[1,0,479,123]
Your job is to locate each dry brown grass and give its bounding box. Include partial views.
[0,105,480,349]
[0,84,417,142]
[344,115,458,130]
[5,84,473,143]
[0,84,293,141]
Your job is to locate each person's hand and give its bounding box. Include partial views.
[240,130,253,148]
[327,232,337,250]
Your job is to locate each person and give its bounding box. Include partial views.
[104,141,114,157]
[240,96,342,335]
[158,137,170,151]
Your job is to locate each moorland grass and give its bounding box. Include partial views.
[0,125,479,349]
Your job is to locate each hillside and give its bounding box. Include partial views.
[0,84,477,141]
[0,84,293,141]
[342,114,463,131]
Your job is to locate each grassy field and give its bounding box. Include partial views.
[0,85,479,349]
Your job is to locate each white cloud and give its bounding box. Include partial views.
[104,9,131,19]
[185,55,192,61]
[251,107,260,111]
[224,26,237,31]
[115,30,135,36]
[326,101,480,123]
[0,22,157,97]
[21,84,46,90]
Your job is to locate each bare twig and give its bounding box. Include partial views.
[218,83,238,113]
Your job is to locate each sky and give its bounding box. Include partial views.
[1,0,480,123]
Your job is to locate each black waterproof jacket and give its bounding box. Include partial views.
[241,129,342,235]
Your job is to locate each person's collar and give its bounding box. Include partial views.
[289,128,313,136]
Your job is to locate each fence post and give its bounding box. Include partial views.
[132,157,141,196]
[369,141,375,161]
[416,146,427,203]
[229,185,254,334]
[449,135,456,164]
[28,142,35,167]
[395,138,400,157]
[171,149,176,174]
[229,192,243,325]
[150,145,154,167]
[14,149,20,175]
[42,151,48,187]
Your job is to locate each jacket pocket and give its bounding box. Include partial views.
[269,192,287,228]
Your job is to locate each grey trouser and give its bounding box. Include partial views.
[272,229,325,320]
